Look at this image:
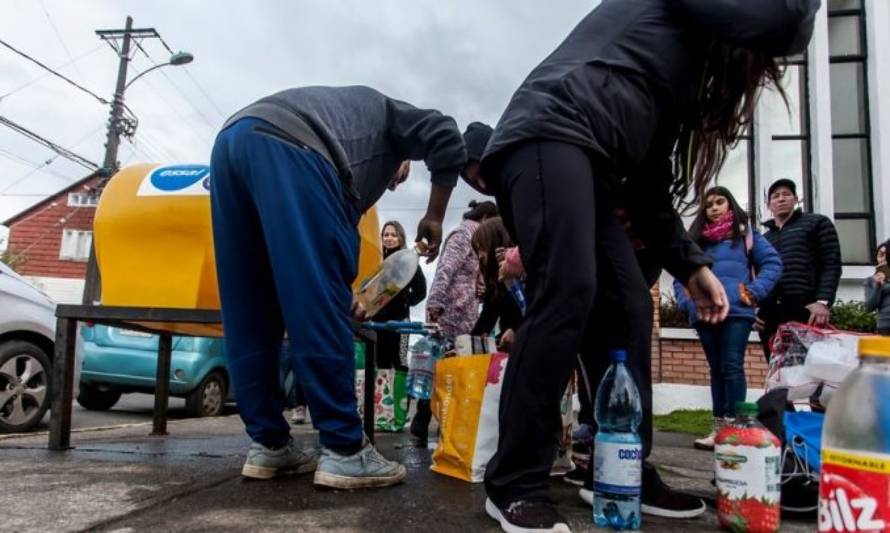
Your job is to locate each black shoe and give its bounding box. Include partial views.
[408,433,428,448]
[485,498,572,533]
[562,465,587,487]
[641,465,706,519]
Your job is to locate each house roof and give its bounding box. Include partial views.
[2,170,104,226]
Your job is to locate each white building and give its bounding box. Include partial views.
[665,0,889,303]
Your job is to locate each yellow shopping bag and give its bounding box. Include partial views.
[431,353,509,482]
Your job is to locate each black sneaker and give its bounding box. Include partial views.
[562,466,587,487]
[641,465,706,519]
[485,498,572,533]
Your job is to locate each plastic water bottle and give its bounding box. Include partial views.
[407,335,442,399]
[593,349,642,530]
[508,280,527,315]
[354,244,425,318]
[819,336,890,532]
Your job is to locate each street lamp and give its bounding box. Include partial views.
[124,51,194,89]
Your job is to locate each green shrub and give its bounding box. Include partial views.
[1,247,27,274]
[659,294,690,328]
[831,300,877,333]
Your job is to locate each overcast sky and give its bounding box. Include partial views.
[0,1,601,225]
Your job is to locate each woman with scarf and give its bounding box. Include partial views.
[674,186,782,450]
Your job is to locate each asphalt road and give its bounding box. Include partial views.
[32,392,239,431]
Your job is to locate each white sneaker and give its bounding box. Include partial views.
[693,431,715,451]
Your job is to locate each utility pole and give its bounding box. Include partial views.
[82,17,193,304]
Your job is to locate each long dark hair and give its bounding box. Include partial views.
[688,186,750,244]
[471,217,514,298]
[463,200,498,222]
[673,43,787,210]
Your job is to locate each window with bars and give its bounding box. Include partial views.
[59,229,92,261]
[828,0,875,264]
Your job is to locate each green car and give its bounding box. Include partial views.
[78,324,231,417]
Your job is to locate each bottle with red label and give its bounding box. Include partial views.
[714,401,782,533]
[819,336,890,533]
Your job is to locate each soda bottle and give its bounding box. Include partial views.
[354,244,425,318]
[715,401,782,533]
[407,335,442,400]
[593,349,642,530]
[818,336,890,532]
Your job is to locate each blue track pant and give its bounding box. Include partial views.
[210,117,362,450]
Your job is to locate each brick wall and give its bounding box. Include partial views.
[6,175,102,279]
[651,281,770,388]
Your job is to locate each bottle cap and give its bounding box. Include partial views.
[735,401,758,416]
[859,336,890,359]
[610,349,627,363]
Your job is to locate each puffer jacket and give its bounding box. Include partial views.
[674,231,782,323]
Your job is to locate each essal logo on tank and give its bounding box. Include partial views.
[819,471,886,532]
[138,164,211,196]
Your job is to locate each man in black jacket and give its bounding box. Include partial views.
[210,86,467,489]
[756,178,842,360]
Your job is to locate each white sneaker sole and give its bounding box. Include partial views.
[484,498,572,533]
[578,489,593,506]
[641,499,707,519]
[313,464,406,489]
[241,459,318,480]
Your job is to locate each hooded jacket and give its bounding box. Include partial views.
[481,0,819,281]
[224,85,467,213]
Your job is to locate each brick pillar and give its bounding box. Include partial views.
[651,282,662,383]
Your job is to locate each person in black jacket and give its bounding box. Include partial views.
[463,2,820,531]
[756,178,842,359]
[375,219,427,369]
[210,86,467,489]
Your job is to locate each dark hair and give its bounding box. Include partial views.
[463,200,498,222]
[878,239,890,256]
[688,186,750,243]
[381,220,407,251]
[471,217,513,298]
[673,43,787,210]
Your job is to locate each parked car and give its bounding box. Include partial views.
[79,324,231,417]
[0,262,58,433]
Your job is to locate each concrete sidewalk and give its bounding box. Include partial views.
[1,415,814,532]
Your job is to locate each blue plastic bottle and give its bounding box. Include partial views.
[508,280,527,316]
[593,349,642,530]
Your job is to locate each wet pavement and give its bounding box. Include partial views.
[0,414,816,532]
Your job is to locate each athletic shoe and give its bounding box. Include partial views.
[313,440,406,489]
[290,406,307,425]
[562,464,587,487]
[485,498,572,533]
[641,465,706,519]
[241,437,319,479]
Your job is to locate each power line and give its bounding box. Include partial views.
[0,155,61,194]
[182,68,227,120]
[0,115,98,170]
[0,38,109,105]
[133,41,219,131]
[39,0,86,83]
[0,44,103,102]
[0,149,73,182]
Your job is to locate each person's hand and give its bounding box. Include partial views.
[475,277,486,299]
[685,266,729,324]
[416,216,443,263]
[498,329,515,351]
[806,302,831,327]
[874,271,886,285]
[351,301,368,322]
[753,316,766,332]
[427,306,443,323]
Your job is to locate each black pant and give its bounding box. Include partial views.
[757,302,811,361]
[484,140,652,505]
[576,277,654,459]
[376,330,407,370]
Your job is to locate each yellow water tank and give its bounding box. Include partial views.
[94,164,382,337]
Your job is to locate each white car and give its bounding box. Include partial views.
[0,262,58,433]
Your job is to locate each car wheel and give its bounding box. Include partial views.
[0,340,51,433]
[185,370,226,418]
[76,383,121,411]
